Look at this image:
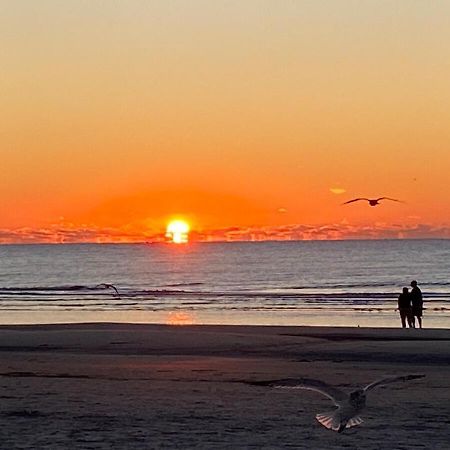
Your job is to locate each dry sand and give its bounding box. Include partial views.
[0,323,449,449]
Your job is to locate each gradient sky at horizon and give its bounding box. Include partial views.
[2,1,450,241]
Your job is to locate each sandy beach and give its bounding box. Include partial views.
[0,323,449,449]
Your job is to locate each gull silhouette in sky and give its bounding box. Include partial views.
[248,374,424,433]
[342,197,403,207]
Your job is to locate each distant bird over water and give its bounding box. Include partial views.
[342,197,403,207]
[94,283,121,298]
[248,374,424,433]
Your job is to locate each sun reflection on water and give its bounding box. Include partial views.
[166,311,196,325]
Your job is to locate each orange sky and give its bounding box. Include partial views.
[1,1,450,242]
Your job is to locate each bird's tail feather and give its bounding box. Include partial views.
[315,411,342,432]
[316,411,363,432]
[346,416,364,429]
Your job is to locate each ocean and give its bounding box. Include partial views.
[0,240,449,327]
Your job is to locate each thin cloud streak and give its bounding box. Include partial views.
[330,187,346,195]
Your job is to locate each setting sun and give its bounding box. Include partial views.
[166,220,190,244]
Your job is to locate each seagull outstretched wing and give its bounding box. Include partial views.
[342,198,369,205]
[248,378,348,404]
[376,197,403,203]
[95,283,121,297]
[363,374,424,392]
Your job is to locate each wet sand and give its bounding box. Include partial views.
[0,323,449,449]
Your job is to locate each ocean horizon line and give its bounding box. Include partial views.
[1,237,450,246]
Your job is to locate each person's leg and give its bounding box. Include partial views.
[418,316,422,328]
[400,310,407,328]
[410,314,415,328]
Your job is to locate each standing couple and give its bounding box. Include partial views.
[398,280,423,328]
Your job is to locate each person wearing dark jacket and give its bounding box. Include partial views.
[410,280,423,328]
[398,287,413,328]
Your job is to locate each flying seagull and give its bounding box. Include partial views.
[248,374,424,433]
[342,197,403,207]
[94,283,121,298]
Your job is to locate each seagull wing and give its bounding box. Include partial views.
[363,374,425,392]
[342,198,369,205]
[95,283,120,297]
[376,197,403,203]
[109,284,120,296]
[248,378,348,405]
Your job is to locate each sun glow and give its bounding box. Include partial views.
[166,219,190,244]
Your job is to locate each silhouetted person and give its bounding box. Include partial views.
[410,280,423,328]
[398,287,413,328]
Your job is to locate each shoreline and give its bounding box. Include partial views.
[1,309,449,329]
[2,320,450,332]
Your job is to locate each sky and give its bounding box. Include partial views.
[1,1,450,242]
